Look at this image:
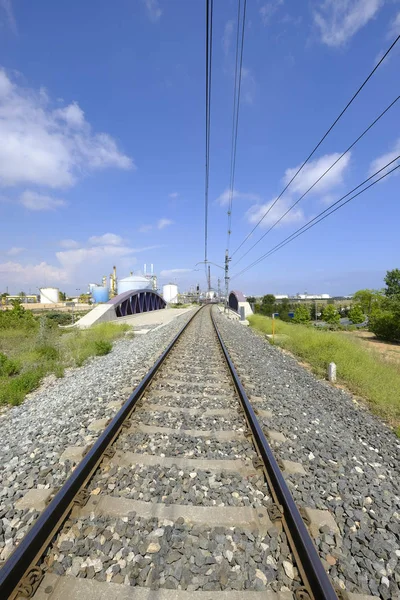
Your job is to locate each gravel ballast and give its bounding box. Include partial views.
[0,310,196,561]
[86,464,270,508]
[215,309,400,599]
[47,513,299,592]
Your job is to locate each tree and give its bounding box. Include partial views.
[384,268,400,297]
[260,294,276,316]
[348,304,365,325]
[246,296,256,304]
[293,304,311,324]
[59,291,66,301]
[322,304,340,325]
[78,293,91,304]
[369,295,400,342]
[353,289,383,314]
[19,291,26,298]
[278,298,291,321]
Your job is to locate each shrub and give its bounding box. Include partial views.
[369,295,400,342]
[293,305,311,324]
[53,363,65,378]
[0,368,44,405]
[0,353,21,376]
[369,310,400,342]
[43,312,74,326]
[322,304,340,325]
[0,303,37,330]
[348,304,365,325]
[94,340,112,356]
[36,345,59,361]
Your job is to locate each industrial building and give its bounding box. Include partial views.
[88,264,158,304]
[163,283,179,304]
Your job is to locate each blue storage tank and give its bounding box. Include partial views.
[91,286,109,303]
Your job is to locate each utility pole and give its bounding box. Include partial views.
[224,249,230,312]
[207,265,211,296]
[217,278,221,301]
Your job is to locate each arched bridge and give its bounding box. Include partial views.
[107,289,166,317]
[228,290,246,313]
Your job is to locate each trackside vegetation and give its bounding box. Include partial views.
[0,303,131,406]
[248,313,400,429]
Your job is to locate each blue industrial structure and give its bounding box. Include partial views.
[91,286,109,304]
[107,289,166,317]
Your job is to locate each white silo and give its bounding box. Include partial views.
[40,287,59,304]
[118,274,152,294]
[163,283,179,304]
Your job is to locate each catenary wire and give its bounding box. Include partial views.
[226,0,247,252]
[230,33,400,259]
[204,0,213,265]
[231,95,400,268]
[231,156,400,279]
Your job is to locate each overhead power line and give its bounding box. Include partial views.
[231,155,400,279]
[226,0,247,252]
[230,33,400,259]
[232,94,400,268]
[204,0,213,264]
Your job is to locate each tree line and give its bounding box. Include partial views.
[247,268,400,342]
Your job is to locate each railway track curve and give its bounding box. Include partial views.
[0,305,338,600]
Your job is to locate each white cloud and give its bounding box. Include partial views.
[168,192,179,198]
[241,67,256,104]
[229,152,350,231]
[260,1,284,26]
[143,0,162,22]
[160,268,192,277]
[0,0,17,34]
[54,101,85,129]
[0,261,67,285]
[313,0,383,47]
[283,152,351,196]
[6,246,24,256]
[222,20,234,55]
[138,224,153,233]
[157,218,174,229]
[0,68,133,190]
[216,188,261,207]
[59,239,79,249]
[56,244,160,273]
[139,219,174,232]
[369,138,400,177]
[19,190,66,211]
[246,197,305,228]
[0,234,161,289]
[388,11,400,39]
[89,233,124,246]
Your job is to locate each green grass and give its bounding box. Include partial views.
[248,314,400,428]
[0,320,132,406]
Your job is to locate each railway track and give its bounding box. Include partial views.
[0,305,338,600]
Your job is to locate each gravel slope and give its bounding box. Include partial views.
[0,310,196,562]
[214,309,400,600]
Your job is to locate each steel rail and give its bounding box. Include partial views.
[211,307,338,600]
[0,307,203,600]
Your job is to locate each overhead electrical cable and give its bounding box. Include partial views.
[204,0,213,265]
[231,155,400,279]
[226,0,247,252]
[232,95,400,268]
[230,33,400,259]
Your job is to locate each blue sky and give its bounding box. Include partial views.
[0,0,399,296]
